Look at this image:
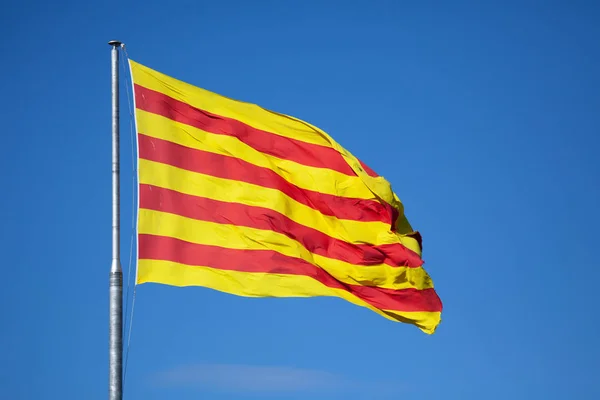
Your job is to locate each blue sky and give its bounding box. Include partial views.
[2,0,599,399]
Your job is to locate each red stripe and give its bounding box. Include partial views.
[139,234,442,312]
[140,184,423,268]
[138,133,397,225]
[135,83,359,176]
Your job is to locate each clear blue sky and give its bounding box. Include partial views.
[2,1,599,399]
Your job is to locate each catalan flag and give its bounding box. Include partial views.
[129,59,442,334]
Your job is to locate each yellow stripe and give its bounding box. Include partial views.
[131,59,336,149]
[137,259,440,334]
[138,208,433,291]
[130,59,422,257]
[136,109,378,201]
[139,158,404,247]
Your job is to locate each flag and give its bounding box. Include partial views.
[129,59,442,334]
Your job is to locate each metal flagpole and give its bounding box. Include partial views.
[108,39,123,400]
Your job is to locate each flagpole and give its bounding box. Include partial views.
[108,39,123,400]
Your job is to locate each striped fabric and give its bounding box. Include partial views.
[129,59,442,334]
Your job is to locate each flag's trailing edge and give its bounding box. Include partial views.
[129,59,442,334]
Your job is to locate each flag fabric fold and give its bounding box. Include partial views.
[129,59,442,334]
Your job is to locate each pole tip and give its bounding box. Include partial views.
[108,40,123,47]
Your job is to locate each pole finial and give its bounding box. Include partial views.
[108,40,123,47]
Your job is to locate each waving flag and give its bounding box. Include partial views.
[129,59,442,334]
